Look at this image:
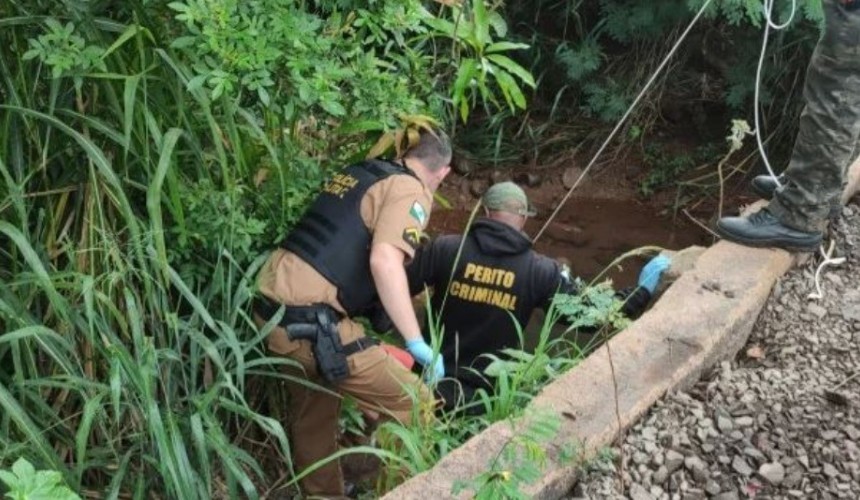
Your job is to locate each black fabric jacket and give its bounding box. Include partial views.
[406,218,650,390]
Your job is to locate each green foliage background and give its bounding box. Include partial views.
[0,0,825,497]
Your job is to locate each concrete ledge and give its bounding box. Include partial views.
[385,240,793,499]
[842,155,860,205]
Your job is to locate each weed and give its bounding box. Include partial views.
[0,458,81,500]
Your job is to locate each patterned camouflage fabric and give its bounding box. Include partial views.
[768,0,860,232]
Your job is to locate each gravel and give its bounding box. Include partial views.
[568,204,860,499]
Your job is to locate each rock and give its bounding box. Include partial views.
[743,447,766,462]
[666,450,685,472]
[732,456,753,476]
[825,273,844,287]
[821,430,840,441]
[668,472,682,492]
[633,451,650,465]
[684,456,709,483]
[642,426,658,441]
[759,462,786,485]
[562,166,584,189]
[735,416,754,428]
[704,480,721,495]
[807,303,827,319]
[823,463,840,478]
[842,290,860,322]
[629,483,651,500]
[682,488,706,500]
[713,491,739,500]
[717,415,734,433]
[654,465,670,484]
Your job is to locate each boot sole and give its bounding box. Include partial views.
[715,226,821,253]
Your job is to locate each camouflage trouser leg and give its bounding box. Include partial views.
[768,0,860,232]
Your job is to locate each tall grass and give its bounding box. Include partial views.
[0,5,310,498]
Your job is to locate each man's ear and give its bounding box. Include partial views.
[440,165,452,180]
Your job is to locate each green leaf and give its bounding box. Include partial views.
[0,470,18,489]
[102,24,151,59]
[486,41,529,54]
[122,74,141,153]
[146,127,183,279]
[320,99,346,117]
[472,0,491,48]
[486,54,535,88]
[488,11,508,37]
[452,58,478,122]
[493,68,526,110]
[12,457,36,478]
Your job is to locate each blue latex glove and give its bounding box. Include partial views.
[638,254,671,294]
[405,338,444,383]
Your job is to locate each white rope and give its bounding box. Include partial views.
[534,0,716,243]
[753,0,799,186]
[808,240,846,300]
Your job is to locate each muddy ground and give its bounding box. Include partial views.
[569,201,860,500]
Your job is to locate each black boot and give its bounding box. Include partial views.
[749,174,785,199]
[716,208,822,252]
[749,174,842,219]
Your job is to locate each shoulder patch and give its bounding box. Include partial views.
[402,227,423,250]
[409,201,428,227]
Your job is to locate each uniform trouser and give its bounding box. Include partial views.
[768,0,860,232]
[268,317,432,498]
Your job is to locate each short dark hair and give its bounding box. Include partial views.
[404,128,452,172]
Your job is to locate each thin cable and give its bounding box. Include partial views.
[754,0,798,186]
[534,0,716,243]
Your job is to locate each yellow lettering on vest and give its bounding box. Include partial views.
[450,280,461,297]
[464,263,478,280]
[490,290,504,307]
[473,287,489,302]
[502,272,515,288]
[473,265,485,282]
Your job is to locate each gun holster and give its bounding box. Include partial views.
[254,297,379,383]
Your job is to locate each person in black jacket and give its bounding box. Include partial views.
[406,181,670,412]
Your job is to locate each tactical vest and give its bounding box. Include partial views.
[282,159,417,315]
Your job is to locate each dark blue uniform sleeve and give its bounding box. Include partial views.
[405,235,461,296]
[615,286,653,319]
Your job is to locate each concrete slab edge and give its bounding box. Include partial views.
[384,241,794,499]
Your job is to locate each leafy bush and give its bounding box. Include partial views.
[0,1,534,497]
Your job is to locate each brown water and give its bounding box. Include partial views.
[428,197,710,289]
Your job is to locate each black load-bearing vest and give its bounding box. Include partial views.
[282,159,417,315]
